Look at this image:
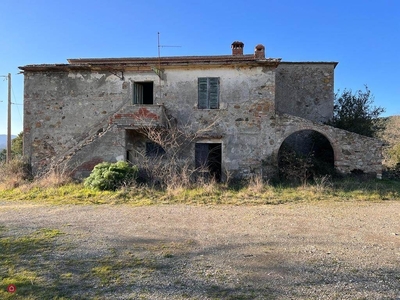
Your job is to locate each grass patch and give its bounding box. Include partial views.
[0,225,161,299]
[0,177,399,206]
[0,228,64,299]
[0,183,118,205]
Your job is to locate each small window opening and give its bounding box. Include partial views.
[133,82,154,104]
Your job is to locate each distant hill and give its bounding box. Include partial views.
[0,135,16,150]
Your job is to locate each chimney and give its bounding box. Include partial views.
[231,41,244,56]
[254,44,265,59]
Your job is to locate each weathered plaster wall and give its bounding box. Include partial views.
[23,65,278,176]
[159,66,277,177]
[275,63,335,123]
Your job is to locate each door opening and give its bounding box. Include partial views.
[195,143,222,181]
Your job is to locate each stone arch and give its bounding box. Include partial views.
[277,128,336,178]
[275,124,341,163]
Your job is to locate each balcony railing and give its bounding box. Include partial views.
[111,105,167,128]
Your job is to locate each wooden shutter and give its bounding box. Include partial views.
[133,83,143,104]
[208,78,219,109]
[195,143,209,169]
[198,78,208,109]
[198,78,219,109]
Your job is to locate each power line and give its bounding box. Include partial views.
[10,82,23,128]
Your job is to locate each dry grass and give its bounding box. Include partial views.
[0,158,30,190]
[247,173,266,194]
[1,177,400,206]
[0,159,72,192]
[1,158,400,206]
[32,170,73,189]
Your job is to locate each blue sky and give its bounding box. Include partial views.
[0,0,399,135]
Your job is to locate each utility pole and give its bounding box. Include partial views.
[6,73,11,164]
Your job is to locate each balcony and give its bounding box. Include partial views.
[111,105,167,128]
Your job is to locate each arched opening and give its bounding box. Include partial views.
[278,130,335,183]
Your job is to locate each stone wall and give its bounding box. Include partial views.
[275,63,336,123]
[274,114,383,176]
[23,71,130,172]
[23,62,383,179]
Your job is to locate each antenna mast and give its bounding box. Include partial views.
[157,32,162,102]
[156,32,181,102]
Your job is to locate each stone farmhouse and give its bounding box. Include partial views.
[19,41,383,180]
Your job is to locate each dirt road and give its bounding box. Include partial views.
[1,201,399,299]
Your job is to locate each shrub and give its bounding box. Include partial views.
[387,143,400,167]
[0,157,31,189]
[84,161,138,191]
[278,145,314,185]
[384,163,400,180]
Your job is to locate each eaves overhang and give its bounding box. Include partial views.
[279,61,339,68]
[19,55,282,72]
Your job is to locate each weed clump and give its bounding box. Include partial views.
[84,161,138,191]
[0,157,31,189]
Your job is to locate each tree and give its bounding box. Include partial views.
[328,86,385,137]
[0,132,23,162]
[379,116,400,167]
[11,132,23,157]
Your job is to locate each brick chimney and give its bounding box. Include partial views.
[254,44,265,59]
[231,41,244,56]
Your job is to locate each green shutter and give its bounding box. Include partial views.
[133,83,138,104]
[195,143,209,168]
[198,78,208,109]
[133,83,143,104]
[198,77,219,109]
[208,78,219,109]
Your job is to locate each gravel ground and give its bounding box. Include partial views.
[0,200,399,299]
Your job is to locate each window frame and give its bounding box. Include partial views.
[198,77,220,109]
[195,142,222,181]
[133,81,154,105]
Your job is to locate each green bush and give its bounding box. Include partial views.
[84,161,138,191]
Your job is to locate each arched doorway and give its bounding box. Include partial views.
[278,130,335,183]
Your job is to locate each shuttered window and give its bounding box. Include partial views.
[198,77,220,109]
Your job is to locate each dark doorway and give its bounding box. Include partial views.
[278,130,335,182]
[195,143,222,181]
[145,141,165,158]
[133,82,153,104]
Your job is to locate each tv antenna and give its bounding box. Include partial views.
[157,32,181,59]
[156,32,181,77]
[155,33,181,102]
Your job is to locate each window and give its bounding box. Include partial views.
[146,142,165,158]
[133,82,153,104]
[198,77,219,109]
